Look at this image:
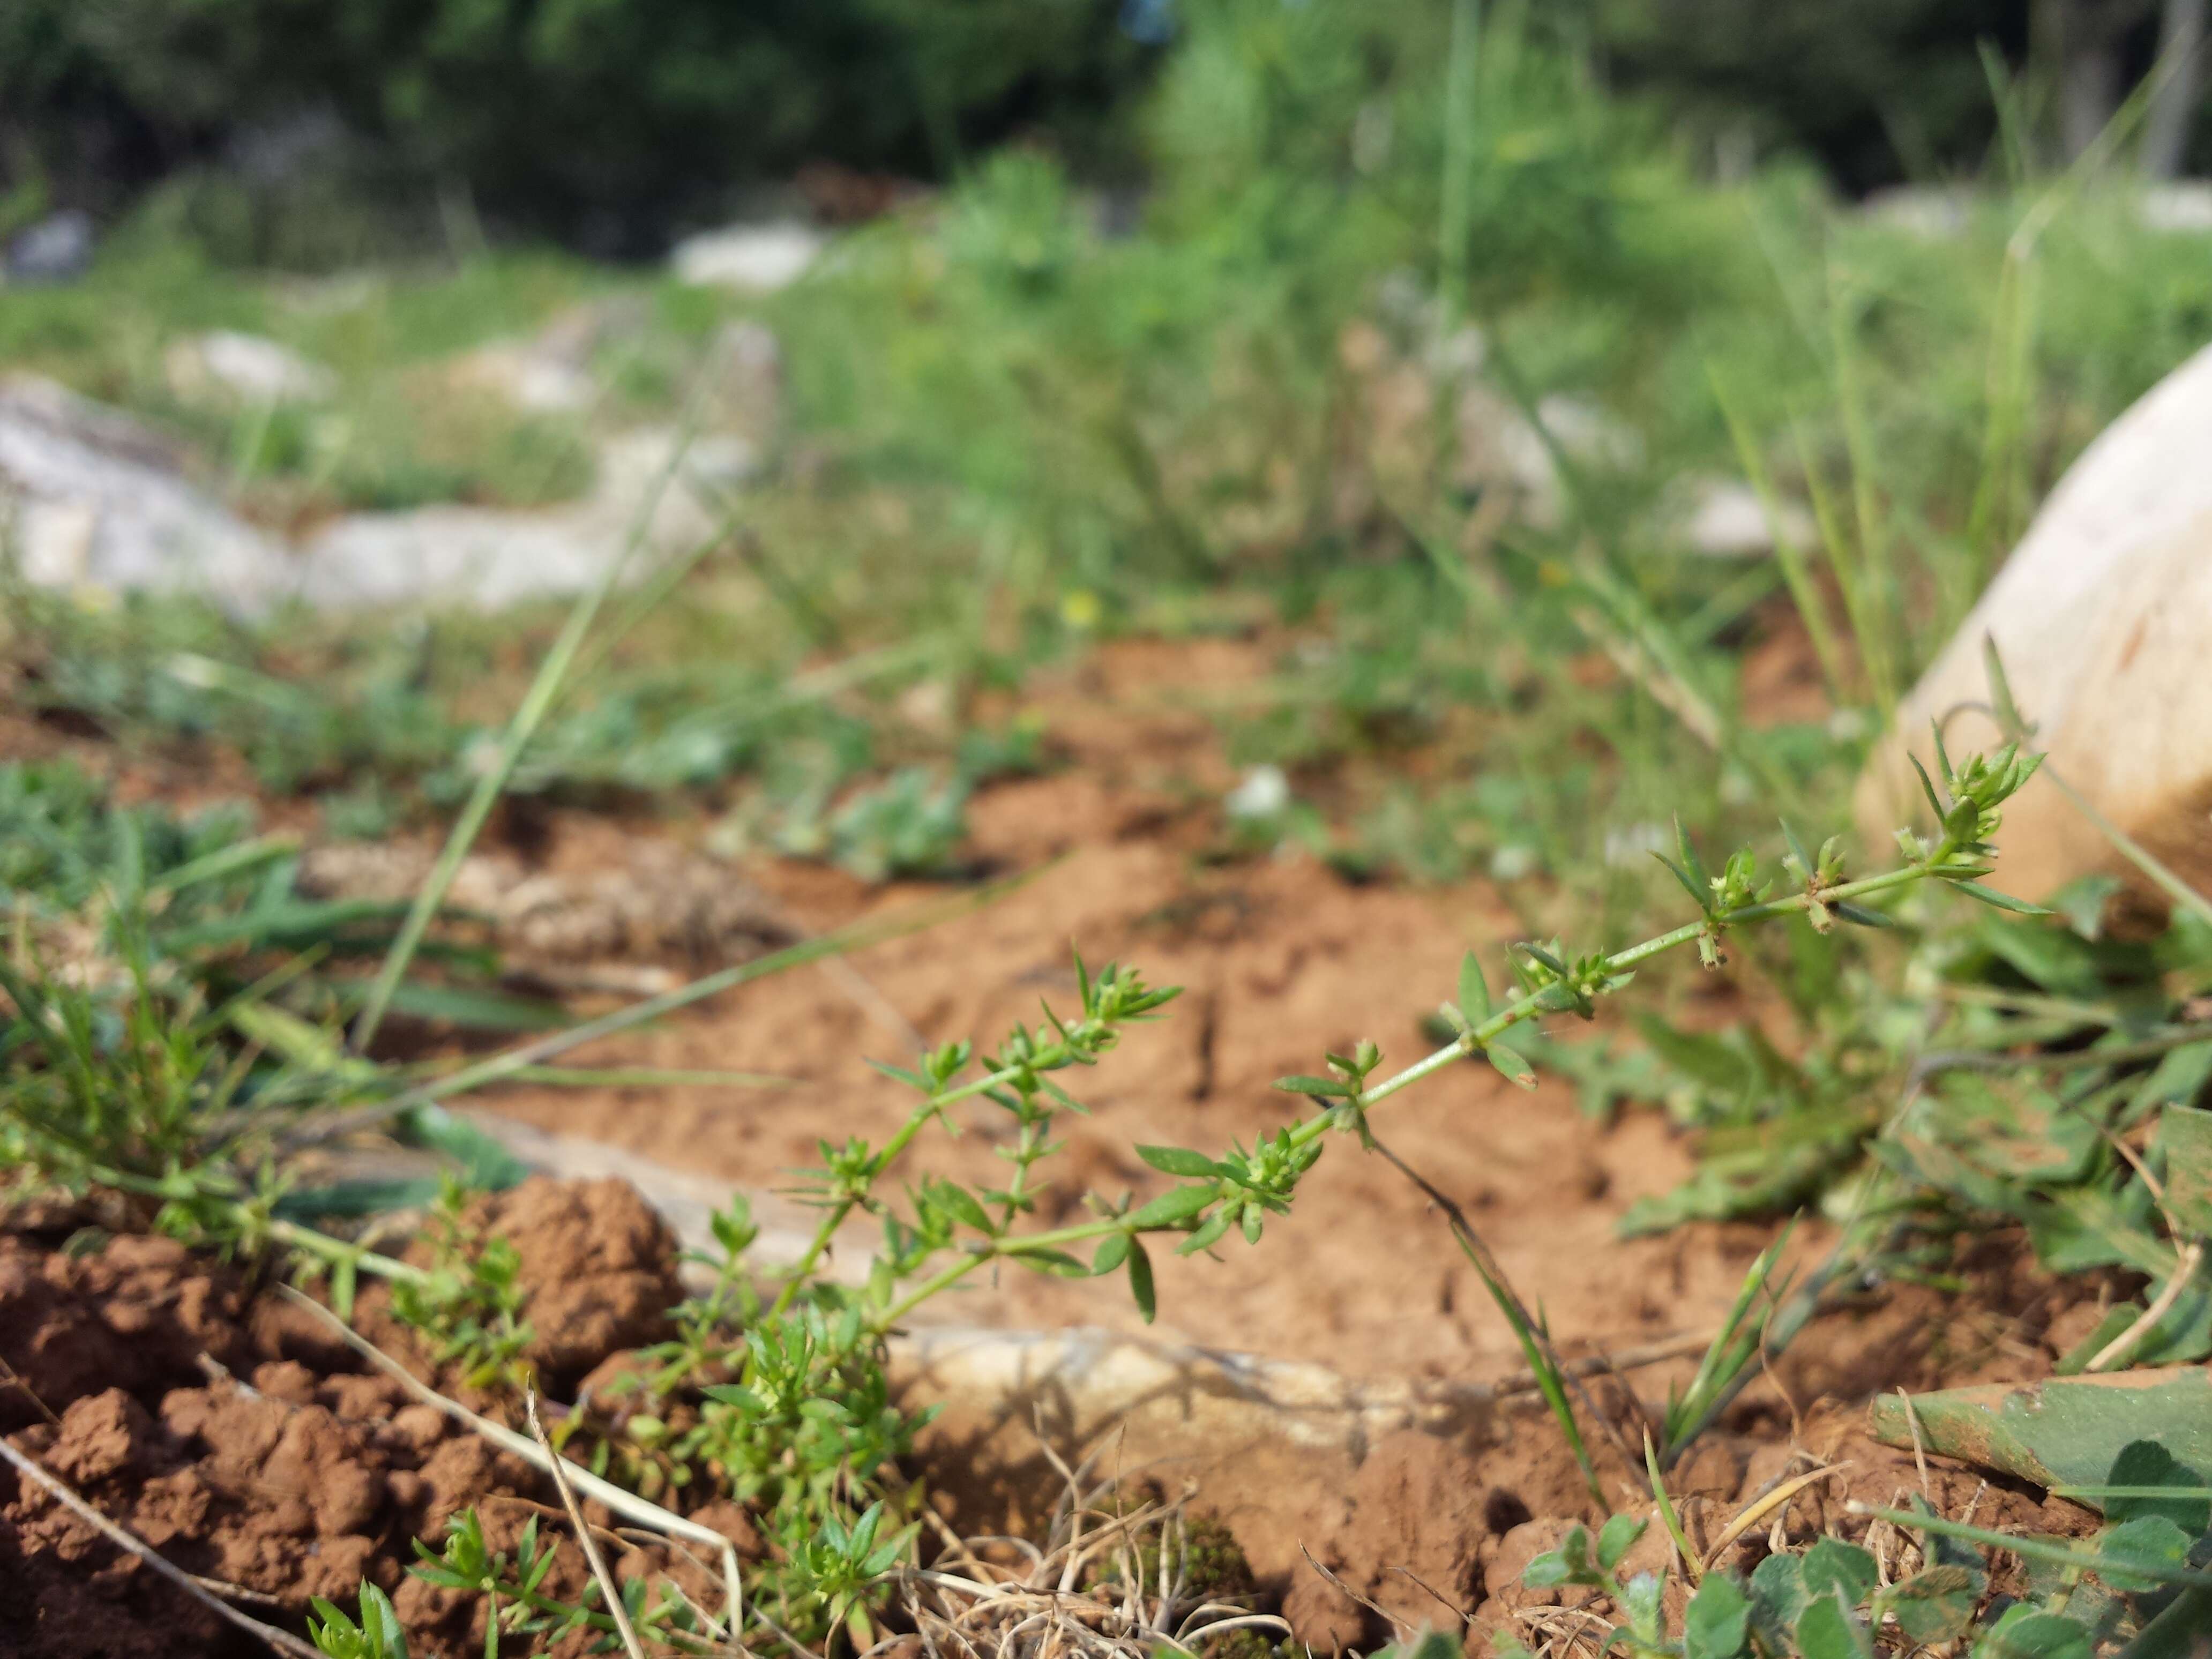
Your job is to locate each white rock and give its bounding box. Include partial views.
[0,376,293,612]
[1225,764,1291,821]
[295,425,741,611]
[2139,182,2212,234]
[166,331,335,406]
[449,342,597,415]
[1665,476,1817,558]
[1859,185,1974,240]
[1458,385,1643,528]
[670,221,825,292]
[1857,337,2212,903]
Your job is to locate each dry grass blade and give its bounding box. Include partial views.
[2088,1239,2205,1372]
[528,1388,649,1659]
[0,1436,324,1659]
[1698,1462,1848,1572]
[276,1284,745,1636]
[1301,1543,1413,1646]
[898,1441,1287,1659]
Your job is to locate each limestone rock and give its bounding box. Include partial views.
[0,375,292,612]
[1457,386,1642,529]
[1856,339,2212,905]
[1662,476,1815,559]
[293,425,746,610]
[670,221,825,292]
[165,331,335,406]
[5,211,95,285]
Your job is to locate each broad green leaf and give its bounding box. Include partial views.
[1596,1512,1647,1571]
[1126,1239,1155,1323]
[1800,1537,1878,1609]
[1486,1041,1537,1089]
[1137,1144,1222,1178]
[1973,1607,2093,1659]
[1793,1590,1871,1659]
[2101,1439,2212,1533]
[1522,1525,1599,1589]
[1127,1184,1218,1229]
[2096,1514,2194,1593]
[1617,1572,1665,1643]
[1747,1549,1808,1643]
[1090,1233,1131,1277]
[1869,1370,2212,1504]
[1458,950,1492,1024]
[1683,1571,1750,1659]
[2159,1103,2212,1237]
[1881,1565,1984,1644]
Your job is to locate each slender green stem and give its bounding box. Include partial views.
[1437,0,1482,333]
[348,412,704,1055]
[287,877,1022,1153]
[267,1217,428,1286]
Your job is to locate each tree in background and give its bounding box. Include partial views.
[3,0,2209,257]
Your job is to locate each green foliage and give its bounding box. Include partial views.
[2,0,1152,247]
[1511,1499,2188,1659]
[786,766,972,883]
[308,1581,411,1659]
[386,1177,536,1392]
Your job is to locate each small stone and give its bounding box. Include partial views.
[670,222,825,292]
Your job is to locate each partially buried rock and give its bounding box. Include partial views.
[0,375,293,613]
[469,1177,684,1391]
[165,331,335,407]
[1856,338,2212,908]
[4,210,95,285]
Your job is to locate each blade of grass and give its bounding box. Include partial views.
[1662,1218,1796,1464]
[287,865,1038,1150]
[1708,366,1850,707]
[348,399,710,1055]
[1821,267,1901,720]
[1851,1502,2212,1589]
[1436,0,1483,334]
[1364,1129,1630,1508]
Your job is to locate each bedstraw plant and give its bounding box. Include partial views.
[16,730,2051,1656]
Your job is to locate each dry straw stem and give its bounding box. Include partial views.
[348,345,731,1056]
[0,1436,324,1659]
[1695,1462,1848,1573]
[898,1447,1288,1659]
[277,1285,746,1636]
[292,869,1032,1153]
[527,1388,650,1659]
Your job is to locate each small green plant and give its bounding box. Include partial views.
[1508,1432,2212,1658]
[406,1509,709,1656]
[308,1581,412,1659]
[818,766,973,882]
[387,1176,536,1392]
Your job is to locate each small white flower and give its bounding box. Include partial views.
[1225,764,1291,821]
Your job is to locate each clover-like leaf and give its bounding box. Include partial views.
[1683,1571,1750,1659]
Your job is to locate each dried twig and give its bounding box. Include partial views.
[0,1436,323,1659]
[1895,1388,1931,1500]
[276,1284,745,1638]
[528,1389,648,1659]
[2088,1239,2204,1372]
[1301,1542,1413,1644]
[1699,1462,1848,1572]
